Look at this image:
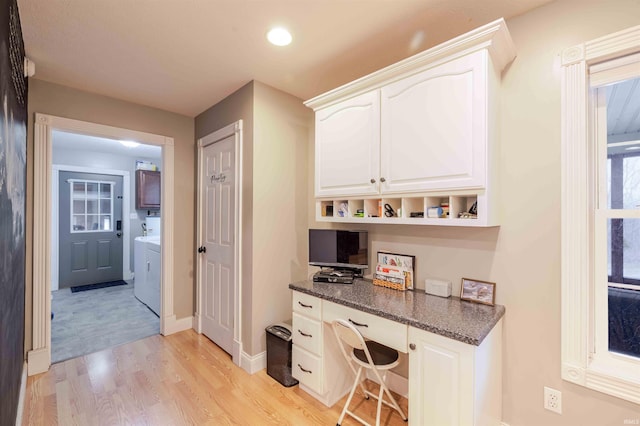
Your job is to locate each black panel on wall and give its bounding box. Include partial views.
[0,0,27,424]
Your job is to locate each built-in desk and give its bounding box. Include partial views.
[289,279,505,425]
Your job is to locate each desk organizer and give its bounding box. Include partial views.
[373,277,408,291]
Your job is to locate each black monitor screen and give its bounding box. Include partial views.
[308,229,368,269]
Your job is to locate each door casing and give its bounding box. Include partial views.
[29,113,175,376]
[195,120,244,367]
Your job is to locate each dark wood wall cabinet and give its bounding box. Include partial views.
[136,170,161,209]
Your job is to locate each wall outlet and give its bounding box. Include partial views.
[544,386,562,414]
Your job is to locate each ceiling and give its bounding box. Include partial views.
[607,77,640,155]
[18,0,554,118]
[53,130,162,159]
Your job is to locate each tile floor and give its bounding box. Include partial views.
[51,281,159,363]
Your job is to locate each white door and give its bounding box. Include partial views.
[199,134,235,354]
[380,50,487,193]
[315,90,381,197]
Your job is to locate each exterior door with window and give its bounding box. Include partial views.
[59,171,123,288]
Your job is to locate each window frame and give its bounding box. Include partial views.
[561,24,640,404]
[68,178,115,233]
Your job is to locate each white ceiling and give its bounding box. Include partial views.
[53,130,162,159]
[18,0,554,117]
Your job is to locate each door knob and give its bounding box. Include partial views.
[116,232,122,238]
[380,177,386,183]
[197,246,207,253]
[370,178,376,184]
[409,343,416,351]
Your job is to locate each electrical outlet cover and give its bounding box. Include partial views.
[544,386,562,414]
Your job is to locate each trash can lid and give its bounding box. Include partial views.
[266,323,293,341]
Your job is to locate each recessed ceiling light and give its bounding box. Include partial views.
[267,27,292,46]
[120,140,140,148]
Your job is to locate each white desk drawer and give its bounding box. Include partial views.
[293,291,322,320]
[293,312,322,356]
[292,346,323,394]
[323,301,408,353]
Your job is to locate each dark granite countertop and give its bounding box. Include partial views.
[289,279,505,346]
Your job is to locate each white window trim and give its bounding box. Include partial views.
[561,24,640,404]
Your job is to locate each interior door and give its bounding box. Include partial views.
[59,171,123,288]
[199,134,235,354]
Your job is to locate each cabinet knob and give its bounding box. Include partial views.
[370,178,376,184]
[380,177,386,183]
[409,343,416,351]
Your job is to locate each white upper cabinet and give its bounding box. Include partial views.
[315,91,380,197]
[305,18,515,226]
[380,50,487,193]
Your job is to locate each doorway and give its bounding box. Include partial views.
[196,120,243,366]
[28,114,176,375]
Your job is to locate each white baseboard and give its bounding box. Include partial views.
[162,315,194,335]
[365,370,408,398]
[240,349,266,375]
[27,348,49,376]
[15,361,27,426]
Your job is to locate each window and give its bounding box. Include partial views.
[561,25,640,405]
[69,179,114,232]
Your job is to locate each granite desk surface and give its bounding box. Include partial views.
[289,279,505,346]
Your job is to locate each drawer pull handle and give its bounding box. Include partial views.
[298,364,312,374]
[298,301,313,309]
[349,318,368,328]
[298,329,312,338]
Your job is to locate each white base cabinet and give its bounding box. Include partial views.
[408,320,503,426]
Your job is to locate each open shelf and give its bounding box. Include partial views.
[316,192,495,227]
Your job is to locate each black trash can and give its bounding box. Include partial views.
[265,323,299,387]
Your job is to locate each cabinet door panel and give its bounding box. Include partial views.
[409,327,474,425]
[381,51,487,193]
[315,91,380,197]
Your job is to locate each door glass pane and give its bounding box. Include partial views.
[72,182,85,198]
[100,199,111,214]
[73,200,85,214]
[100,183,112,197]
[86,182,98,199]
[87,215,99,231]
[70,179,114,233]
[87,200,98,214]
[72,215,86,231]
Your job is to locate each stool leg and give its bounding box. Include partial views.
[379,372,408,421]
[337,366,363,426]
[375,378,385,426]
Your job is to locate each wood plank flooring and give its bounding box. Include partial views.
[22,330,409,425]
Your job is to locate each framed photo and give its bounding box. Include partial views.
[377,251,415,290]
[460,278,496,305]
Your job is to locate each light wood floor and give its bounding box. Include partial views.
[22,329,408,425]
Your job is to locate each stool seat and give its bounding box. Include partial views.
[331,319,407,426]
[353,341,399,365]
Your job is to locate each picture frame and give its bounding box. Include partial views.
[460,278,496,305]
[376,251,415,290]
